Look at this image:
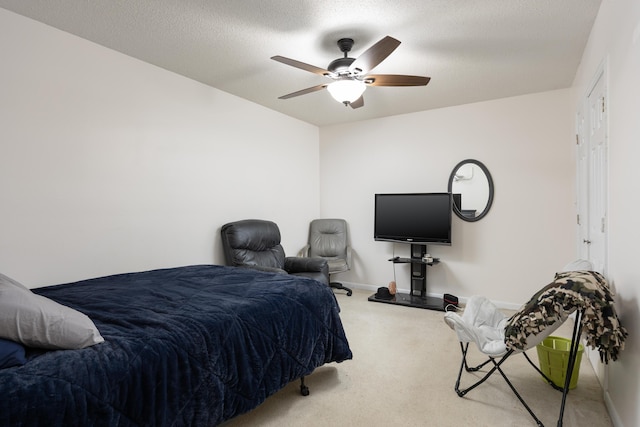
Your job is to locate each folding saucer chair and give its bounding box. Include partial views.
[444,260,627,427]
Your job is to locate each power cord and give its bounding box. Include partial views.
[444,303,462,312]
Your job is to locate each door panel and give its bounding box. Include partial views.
[587,75,607,274]
[576,108,589,259]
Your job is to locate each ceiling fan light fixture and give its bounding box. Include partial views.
[327,80,366,105]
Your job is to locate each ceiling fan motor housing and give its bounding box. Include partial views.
[328,57,355,74]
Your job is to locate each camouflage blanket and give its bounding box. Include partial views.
[504,270,627,363]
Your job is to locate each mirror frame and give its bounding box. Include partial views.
[448,159,494,222]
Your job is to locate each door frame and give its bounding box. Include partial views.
[575,58,609,388]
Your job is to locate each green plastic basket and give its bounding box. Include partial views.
[536,336,584,390]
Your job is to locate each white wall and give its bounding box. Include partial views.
[572,1,640,426]
[319,89,576,306]
[0,9,321,287]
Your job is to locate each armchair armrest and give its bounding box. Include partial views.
[285,257,328,275]
[297,244,310,257]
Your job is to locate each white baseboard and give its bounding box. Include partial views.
[604,390,623,427]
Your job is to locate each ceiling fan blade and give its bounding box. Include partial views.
[271,55,329,76]
[278,84,328,99]
[365,74,431,87]
[349,96,364,109]
[349,36,401,75]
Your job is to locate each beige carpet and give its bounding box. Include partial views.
[222,289,612,427]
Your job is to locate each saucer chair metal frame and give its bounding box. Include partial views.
[452,307,585,427]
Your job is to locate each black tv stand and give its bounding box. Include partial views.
[368,244,445,311]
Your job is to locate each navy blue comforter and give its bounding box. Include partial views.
[0,265,352,426]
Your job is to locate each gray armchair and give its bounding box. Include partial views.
[220,219,329,286]
[299,218,352,296]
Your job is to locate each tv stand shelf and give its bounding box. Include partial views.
[390,257,439,265]
[368,292,444,311]
[369,244,444,312]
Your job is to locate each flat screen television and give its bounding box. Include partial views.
[374,192,452,245]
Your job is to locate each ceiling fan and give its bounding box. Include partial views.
[271,36,431,109]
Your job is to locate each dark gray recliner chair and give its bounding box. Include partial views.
[220,219,329,286]
[299,218,353,296]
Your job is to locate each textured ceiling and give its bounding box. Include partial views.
[0,0,602,127]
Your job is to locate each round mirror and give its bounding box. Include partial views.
[448,159,494,222]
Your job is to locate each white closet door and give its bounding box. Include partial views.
[576,108,589,260]
[587,74,608,275]
[576,68,608,385]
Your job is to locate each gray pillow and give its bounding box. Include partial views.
[0,272,28,290]
[0,274,104,350]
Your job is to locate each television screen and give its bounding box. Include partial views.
[374,193,452,245]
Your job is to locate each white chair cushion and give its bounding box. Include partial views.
[444,296,509,357]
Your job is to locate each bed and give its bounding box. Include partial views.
[0,264,352,426]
